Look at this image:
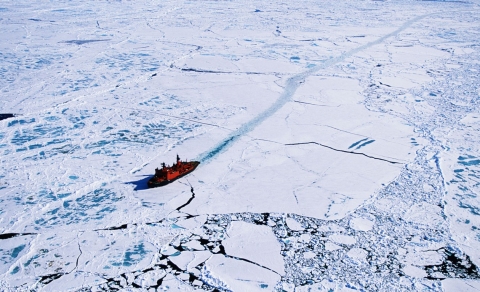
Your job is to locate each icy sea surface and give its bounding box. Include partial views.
[1,0,480,291]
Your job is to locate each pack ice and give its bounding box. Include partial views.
[1,0,480,291]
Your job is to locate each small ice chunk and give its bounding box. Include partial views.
[267,219,276,227]
[282,282,295,291]
[159,273,198,291]
[187,250,212,271]
[404,202,444,226]
[169,251,195,270]
[134,270,167,287]
[182,240,205,251]
[350,217,374,231]
[303,251,316,259]
[178,273,190,281]
[124,273,135,285]
[325,241,342,251]
[329,234,356,245]
[402,264,427,278]
[286,217,304,231]
[404,250,444,266]
[161,245,179,256]
[299,233,311,243]
[347,248,367,262]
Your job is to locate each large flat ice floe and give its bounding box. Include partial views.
[1,0,480,291]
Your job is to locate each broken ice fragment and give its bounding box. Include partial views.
[329,234,356,245]
[346,248,368,263]
[286,217,304,231]
[349,217,374,231]
[325,241,342,251]
[223,221,285,275]
[303,251,316,259]
[204,255,281,292]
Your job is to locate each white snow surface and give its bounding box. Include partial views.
[1,0,480,291]
[223,221,284,275]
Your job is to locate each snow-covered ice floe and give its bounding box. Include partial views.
[1,0,480,291]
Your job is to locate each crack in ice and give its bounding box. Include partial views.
[180,66,282,75]
[285,142,403,164]
[0,232,37,240]
[176,186,196,212]
[72,241,83,273]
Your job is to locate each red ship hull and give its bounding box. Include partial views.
[148,158,199,188]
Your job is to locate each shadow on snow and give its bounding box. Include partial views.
[125,175,151,191]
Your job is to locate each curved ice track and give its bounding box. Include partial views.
[196,13,433,163]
